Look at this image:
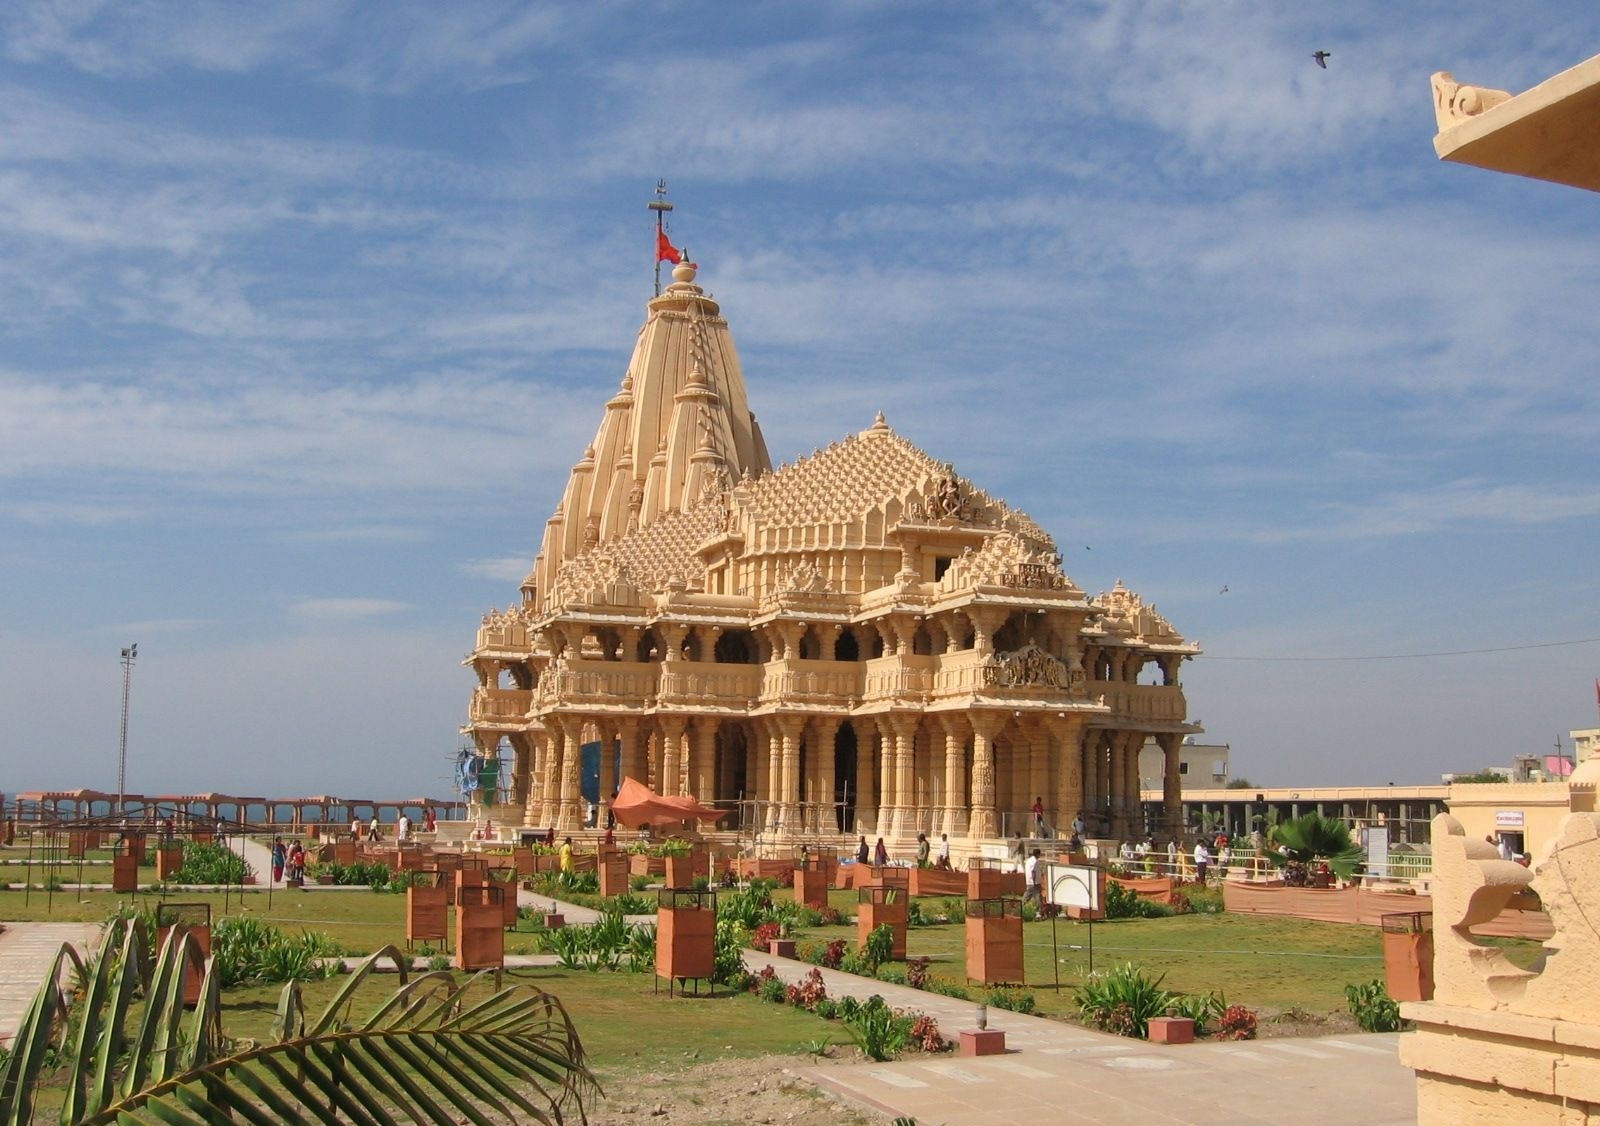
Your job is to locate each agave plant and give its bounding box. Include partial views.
[1267,812,1365,883]
[0,917,597,1126]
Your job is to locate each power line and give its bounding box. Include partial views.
[1199,635,1600,663]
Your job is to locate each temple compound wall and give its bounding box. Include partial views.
[463,259,1200,845]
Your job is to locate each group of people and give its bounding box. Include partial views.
[853,832,955,869]
[269,837,305,883]
[347,808,437,844]
[1114,831,1234,883]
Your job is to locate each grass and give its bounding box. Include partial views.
[201,965,839,1085]
[795,911,1543,1016]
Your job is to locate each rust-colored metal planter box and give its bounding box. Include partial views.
[965,898,1024,985]
[455,885,506,970]
[656,888,716,990]
[857,885,908,961]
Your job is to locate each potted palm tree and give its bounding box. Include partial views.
[1267,812,1365,887]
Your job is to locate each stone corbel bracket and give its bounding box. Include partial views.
[1431,71,1512,132]
[1427,812,1536,1009]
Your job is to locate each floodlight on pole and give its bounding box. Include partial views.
[117,643,137,814]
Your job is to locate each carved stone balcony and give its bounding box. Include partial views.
[862,656,935,702]
[468,687,533,725]
[657,663,763,709]
[535,659,658,710]
[758,659,863,706]
[1096,682,1188,723]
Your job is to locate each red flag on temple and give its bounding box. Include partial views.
[656,228,682,264]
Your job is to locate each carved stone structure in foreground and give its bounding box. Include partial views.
[1399,760,1600,1124]
[464,258,1199,844]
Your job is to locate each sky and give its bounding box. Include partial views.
[1,2,1597,801]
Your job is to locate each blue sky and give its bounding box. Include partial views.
[1,2,1596,800]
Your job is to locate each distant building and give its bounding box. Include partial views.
[1138,737,1229,792]
[1572,728,1600,765]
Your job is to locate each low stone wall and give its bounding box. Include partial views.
[1109,875,1175,904]
[1223,880,1551,939]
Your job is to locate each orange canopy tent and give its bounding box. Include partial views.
[609,776,729,830]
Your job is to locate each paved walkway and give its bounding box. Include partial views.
[0,922,102,1046]
[745,953,1415,1126]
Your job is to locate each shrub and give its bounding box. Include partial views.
[1173,885,1225,915]
[837,995,862,1020]
[794,968,828,1009]
[939,896,966,922]
[1167,992,1225,1036]
[1345,980,1402,1032]
[985,986,1036,1015]
[876,964,908,986]
[629,874,653,892]
[927,976,971,1000]
[909,1013,947,1052]
[1104,881,1173,920]
[862,924,895,972]
[822,938,847,969]
[756,967,787,1004]
[905,956,932,990]
[1074,963,1174,1039]
[211,917,341,986]
[843,996,911,1061]
[172,842,252,885]
[1216,1004,1259,1040]
[713,919,751,985]
[814,998,838,1020]
[751,921,783,949]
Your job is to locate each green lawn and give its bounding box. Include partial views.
[192,966,838,1085]
[3,883,1542,1021]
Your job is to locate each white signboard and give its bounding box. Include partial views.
[1495,810,1525,829]
[1363,825,1389,880]
[1044,862,1101,912]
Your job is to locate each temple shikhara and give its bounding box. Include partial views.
[465,245,1200,851]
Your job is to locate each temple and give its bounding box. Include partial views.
[464,253,1200,851]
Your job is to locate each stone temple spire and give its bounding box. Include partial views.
[529,257,772,606]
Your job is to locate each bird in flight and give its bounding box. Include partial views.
[1313,50,1331,69]
[1219,585,1230,594]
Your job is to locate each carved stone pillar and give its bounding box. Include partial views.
[508,732,533,811]
[852,717,877,835]
[810,716,842,835]
[939,714,969,837]
[1123,731,1144,838]
[1081,729,1105,831]
[539,718,564,827]
[554,717,584,832]
[691,716,718,804]
[968,606,1007,656]
[658,715,686,798]
[1107,731,1129,840]
[618,717,645,790]
[1158,732,1184,838]
[1052,715,1086,836]
[968,712,1003,839]
[595,722,616,829]
[886,714,918,840]
[773,715,805,837]
[874,717,896,839]
[523,728,548,827]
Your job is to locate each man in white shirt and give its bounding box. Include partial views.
[937,833,951,869]
[1023,849,1042,907]
[1193,840,1211,884]
[396,813,410,842]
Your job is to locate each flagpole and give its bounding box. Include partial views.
[649,179,673,297]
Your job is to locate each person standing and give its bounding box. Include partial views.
[350,815,362,842]
[1218,843,1233,879]
[1023,848,1043,907]
[424,807,437,833]
[559,836,574,874]
[271,837,286,884]
[873,837,889,867]
[855,835,870,864]
[1071,810,1085,838]
[1166,839,1179,877]
[916,833,931,868]
[937,832,951,869]
[396,813,410,843]
[1193,839,1211,885]
[1032,797,1047,838]
[368,815,380,843]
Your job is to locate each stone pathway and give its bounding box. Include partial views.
[0,922,102,1046]
[744,953,1416,1126]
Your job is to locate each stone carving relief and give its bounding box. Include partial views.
[908,472,974,521]
[981,644,1070,690]
[942,532,1070,592]
[777,555,833,595]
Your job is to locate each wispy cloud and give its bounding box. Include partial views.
[459,557,533,584]
[288,597,411,621]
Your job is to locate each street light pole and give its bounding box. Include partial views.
[117,643,137,814]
